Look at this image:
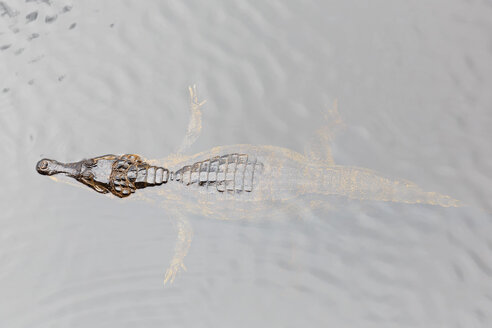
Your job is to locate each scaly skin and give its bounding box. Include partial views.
[36,85,460,284]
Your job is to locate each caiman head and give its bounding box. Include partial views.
[36,154,149,198]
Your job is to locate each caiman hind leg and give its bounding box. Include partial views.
[304,99,344,166]
[176,85,207,154]
[163,210,194,285]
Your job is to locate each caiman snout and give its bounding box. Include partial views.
[36,158,81,177]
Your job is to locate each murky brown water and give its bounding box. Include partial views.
[1,1,491,327]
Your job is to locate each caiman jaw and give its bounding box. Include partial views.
[36,158,82,177]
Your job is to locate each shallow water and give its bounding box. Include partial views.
[1,0,491,327]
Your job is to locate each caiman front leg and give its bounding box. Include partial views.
[148,85,207,167]
[176,85,207,154]
[163,210,194,285]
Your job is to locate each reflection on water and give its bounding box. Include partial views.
[1,1,492,327]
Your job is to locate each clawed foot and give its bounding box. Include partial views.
[163,258,187,285]
[189,84,207,111]
[163,215,193,285]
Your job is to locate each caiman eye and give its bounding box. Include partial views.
[84,159,96,167]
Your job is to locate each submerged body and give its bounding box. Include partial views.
[36,86,460,283]
[36,144,459,209]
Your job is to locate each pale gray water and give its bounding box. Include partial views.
[1,1,492,327]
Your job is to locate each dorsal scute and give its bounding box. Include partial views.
[109,154,168,197]
[109,155,141,197]
[174,153,263,193]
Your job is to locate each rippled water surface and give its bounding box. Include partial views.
[1,1,491,327]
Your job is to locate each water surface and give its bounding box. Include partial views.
[1,0,491,327]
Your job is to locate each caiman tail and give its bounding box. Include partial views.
[299,165,460,207]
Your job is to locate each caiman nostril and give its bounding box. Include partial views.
[36,159,51,174]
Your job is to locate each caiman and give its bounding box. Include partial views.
[36,86,460,284]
